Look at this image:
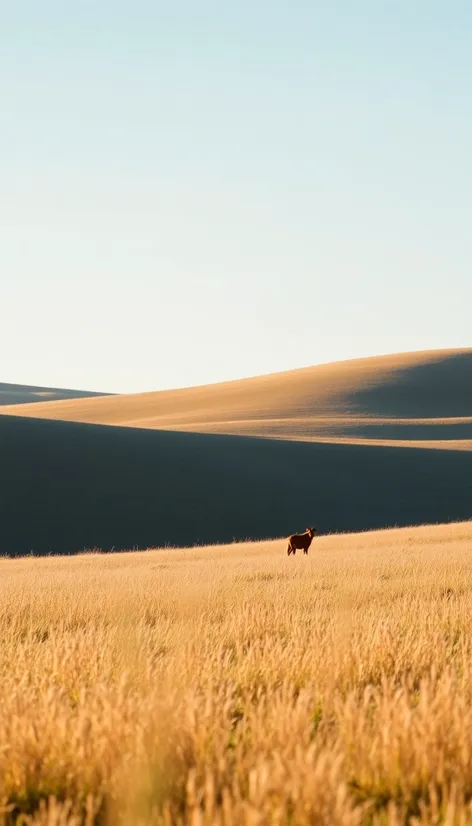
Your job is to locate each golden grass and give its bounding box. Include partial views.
[3,522,472,824]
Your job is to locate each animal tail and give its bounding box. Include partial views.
[287,543,292,556]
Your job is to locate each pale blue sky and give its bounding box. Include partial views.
[2,1,471,393]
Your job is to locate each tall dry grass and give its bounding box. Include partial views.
[2,522,472,824]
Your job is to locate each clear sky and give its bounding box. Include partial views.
[2,1,471,393]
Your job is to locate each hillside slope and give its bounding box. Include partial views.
[2,348,471,555]
[0,382,111,407]
[2,413,472,555]
[1,349,471,449]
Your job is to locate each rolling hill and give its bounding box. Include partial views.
[1,348,471,555]
[1,348,471,449]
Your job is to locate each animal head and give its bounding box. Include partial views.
[306,527,316,537]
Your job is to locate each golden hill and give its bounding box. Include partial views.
[1,348,472,449]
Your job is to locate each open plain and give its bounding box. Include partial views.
[2,521,472,824]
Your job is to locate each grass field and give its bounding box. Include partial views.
[3,521,472,825]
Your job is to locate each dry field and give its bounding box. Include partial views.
[2,522,472,825]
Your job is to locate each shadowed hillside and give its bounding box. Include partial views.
[2,349,471,449]
[0,382,111,407]
[1,414,472,556]
[2,349,471,555]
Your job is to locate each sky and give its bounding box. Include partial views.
[1,1,471,393]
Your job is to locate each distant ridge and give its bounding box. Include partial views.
[0,382,112,407]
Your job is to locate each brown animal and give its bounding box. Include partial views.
[287,527,316,556]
